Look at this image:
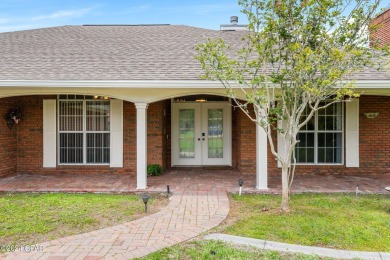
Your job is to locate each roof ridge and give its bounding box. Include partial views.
[82,24,171,27]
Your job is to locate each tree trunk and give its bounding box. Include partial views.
[281,166,290,211]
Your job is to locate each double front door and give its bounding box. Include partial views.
[171,102,231,166]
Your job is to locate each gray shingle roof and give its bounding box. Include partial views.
[0,25,388,81]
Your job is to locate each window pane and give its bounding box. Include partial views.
[297,148,306,163]
[334,102,342,115]
[86,101,110,131]
[59,133,83,163]
[307,148,315,163]
[318,133,325,147]
[296,133,315,163]
[326,133,334,147]
[325,103,334,115]
[297,133,306,147]
[335,148,342,163]
[318,107,325,115]
[318,148,325,163]
[307,117,315,130]
[59,101,83,131]
[335,116,342,131]
[307,133,314,147]
[326,116,334,130]
[86,133,110,163]
[325,148,334,163]
[318,116,326,130]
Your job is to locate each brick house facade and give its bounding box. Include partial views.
[0,24,388,189]
[370,7,390,48]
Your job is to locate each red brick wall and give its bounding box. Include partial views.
[0,97,18,177]
[370,8,390,48]
[234,105,257,174]
[147,100,168,170]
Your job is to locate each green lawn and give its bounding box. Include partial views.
[219,194,390,252]
[0,193,167,246]
[137,240,330,260]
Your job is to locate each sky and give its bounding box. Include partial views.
[0,0,388,33]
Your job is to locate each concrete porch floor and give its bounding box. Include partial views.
[0,169,388,194]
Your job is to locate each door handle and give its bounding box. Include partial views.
[198,138,201,141]
[202,138,205,141]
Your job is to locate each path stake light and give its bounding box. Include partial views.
[141,194,150,213]
[238,179,244,196]
[167,185,170,196]
[356,185,359,196]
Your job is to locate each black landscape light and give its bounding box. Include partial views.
[238,178,244,195]
[141,194,150,212]
[167,185,170,196]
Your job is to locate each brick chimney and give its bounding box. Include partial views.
[370,7,390,48]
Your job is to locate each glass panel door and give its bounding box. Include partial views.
[207,109,223,158]
[171,102,231,166]
[179,109,195,158]
[202,103,231,166]
[171,103,202,166]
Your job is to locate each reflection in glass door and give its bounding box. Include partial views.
[207,109,223,158]
[179,109,195,158]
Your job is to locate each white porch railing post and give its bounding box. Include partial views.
[256,123,268,190]
[135,103,148,189]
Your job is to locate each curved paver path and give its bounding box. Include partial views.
[3,188,229,259]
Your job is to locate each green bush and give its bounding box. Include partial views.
[147,164,163,176]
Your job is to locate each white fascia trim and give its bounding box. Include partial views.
[0,80,225,88]
[0,80,388,88]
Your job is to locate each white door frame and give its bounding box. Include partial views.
[171,102,232,166]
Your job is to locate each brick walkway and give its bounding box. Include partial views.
[3,184,229,259]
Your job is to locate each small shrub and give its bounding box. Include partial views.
[147,164,163,176]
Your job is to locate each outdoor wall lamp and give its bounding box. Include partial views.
[238,179,244,196]
[141,194,150,213]
[363,112,379,119]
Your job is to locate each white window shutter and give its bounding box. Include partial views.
[43,100,57,168]
[110,99,123,167]
[277,120,288,168]
[345,99,359,167]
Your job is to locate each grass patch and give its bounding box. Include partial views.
[0,193,167,246]
[137,240,329,260]
[219,194,390,252]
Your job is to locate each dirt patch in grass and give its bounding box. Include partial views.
[0,193,169,247]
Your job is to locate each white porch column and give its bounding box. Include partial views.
[135,103,149,189]
[256,123,268,189]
